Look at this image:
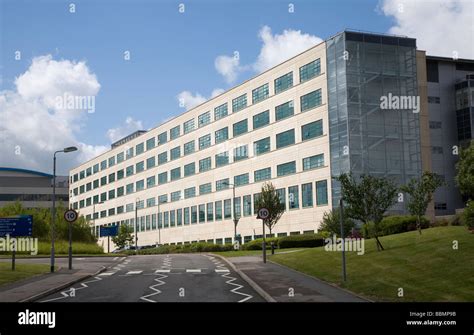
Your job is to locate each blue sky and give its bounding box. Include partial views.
[1,0,472,174]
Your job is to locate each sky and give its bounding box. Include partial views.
[0,0,473,175]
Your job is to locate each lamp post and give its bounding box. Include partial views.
[135,198,139,254]
[223,182,239,245]
[157,200,161,246]
[51,146,78,273]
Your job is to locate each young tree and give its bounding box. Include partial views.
[112,224,134,250]
[400,171,444,234]
[455,140,474,200]
[255,182,285,235]
[319,209,355,238]
[335,173,398,251]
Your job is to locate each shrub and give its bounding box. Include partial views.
[362,215,430,238]
[461,200,474,229]
[318,209,355,237]
[278,234,325,249]
[450,214,462,226]
[126,242,234,255]
[242,237,279,250]
[432,218,449,227]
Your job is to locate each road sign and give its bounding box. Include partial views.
[64,209,78,223]
[100,225,119,237]
[257,208,269,220]
[0,216,33,237]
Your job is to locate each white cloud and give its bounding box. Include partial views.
[381,0,474,59]
[211,88,225,98]
[214,54,242,84]
[106,117,143,143]
[253,26,323,72]
[176,89,224,111]
[0,55,107,175]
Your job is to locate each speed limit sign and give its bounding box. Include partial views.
[64,209,78,223]
[257,208,269,220]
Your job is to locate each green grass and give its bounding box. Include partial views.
[0,262,50,286]
[270,226,474,302]
[213,247,304,258]
[0,240,104,256]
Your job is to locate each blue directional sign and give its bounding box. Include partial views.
[0,215,33,237]
[100,225,119,237]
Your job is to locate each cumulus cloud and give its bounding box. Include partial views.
[106,117,144,143]
[176,88,224,111]
[380,0,474,59]
[0,55,107,175]
[214,54,243,84]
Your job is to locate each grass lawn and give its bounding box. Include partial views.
[213,247,304,258]
[0,262,50,286]
[0,240,104,257]
[270,226,474,302]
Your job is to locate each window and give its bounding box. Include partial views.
[163,212,169,228]
[184,208,190,225]
[243,195,252,216]
[253,193,261,214]
[100,160,107,171]
[288,185,299,209]
[158,172,168,184]
[136,161,145,173]
[254,167,271,182]
[199,204,205,223]
[216,178,229,191]
[100,176,107,186]
[316,180,328,205]
[276,188,286,209]
[215,152,229,167]
[199,157,212,172]
[126,183,134,194]
[303,154,324,170]
[233,145,248,162]
[277,161,296,176]
[146,157,156,169]
[234,197,242,218]
[146,138,155,150]
[252,83,269,104]
[191,206,197,224]
[199,183,212,195]
[429,121,442,129]
[136,180,145,191]
[302,183,313,207]
[198,111,211,127]
[135,143,144,155]
[275,101,294,121]
[108,173,115,183]
[158,152,167,165]
[300,89,322,112]
[93,163,99,174]
[157,132,167,145]
[215,201,222,220]
[275,72,293,94]
[158,194,168,204]
[147,197,156,207]
[108,189,115,200]
[86,167,92,177]
[214,103,228,120]
[147,176,155,188]
[234,173,249,187]
[184,162,195,177]
[184,187,196,199]
[199,134,211,150]
[184,140,195,155]
[207,203,213,222]
[170,167,181,181]
[302,120,323,141]
[224,199,232,219]
[253,110,270,129]
[183,118,195,134]
[276,129,295,149]
[232,94,247,113]
[428,96,441,104]
[215,127,228,143]
[93,179,99,188]
[170,125,180,140]
[177,209,183,226]
[171,191,181,202]
[118,186,125,197]
[299,59,321,82]
[254,137,270,155]
[108,156,116,167]
[170,210,176,227]
[126,147,134,160]
[233,119,248,137]
[170,146,181,160]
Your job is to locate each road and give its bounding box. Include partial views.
[37,254,264,302]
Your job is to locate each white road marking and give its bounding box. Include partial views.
[126,270,143,275]
[222,272,253,302]
[98,272,115,276]
[140,274,168,303]
[39,276,104,303]
[215,269,230,273]
[113,257,119,261]
[155,269,171,273]
[186,269,201,273]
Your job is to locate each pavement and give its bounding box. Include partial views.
[217,255,368,302]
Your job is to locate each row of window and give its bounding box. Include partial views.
[72,59,322,184]
[72,119,324,197]
[84,180,329,225]
[72,152,326,211]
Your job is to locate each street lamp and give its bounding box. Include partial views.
[51,146,78,273]
[223,181,239,245]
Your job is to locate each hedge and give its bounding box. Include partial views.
[125,242,234,255]
[242,237,279,250]
[362,215,430,238]
[278,234,325,249]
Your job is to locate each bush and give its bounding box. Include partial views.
[362,215,430,238]
[450,214,462,226]
[242,237,279,250]
[125,242,234,255]
[318,209,355,237]
[461,200,474,229]
[278,234,325,249]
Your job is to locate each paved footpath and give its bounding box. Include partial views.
[220,255,368,302]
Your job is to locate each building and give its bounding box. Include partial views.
[0,167,69,209]
[69,30,470,247]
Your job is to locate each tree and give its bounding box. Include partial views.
[456,140,474,200]
[255,182,285,235]
[400,171,444,234]
[112,224,134,250]
[319,209,355,238]
[335,173,398,251]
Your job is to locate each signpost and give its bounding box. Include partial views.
[64,209,78,270]
[257,208,270,263]
[100,225,119,253]
[0,215,33,271]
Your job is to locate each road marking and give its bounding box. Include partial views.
[186,269,201,273]
[155,269,171,273]
[113,257,119,261]
[126,270,143,275]
[98,272,115,276]
[140,273,168,302]
[117,264,126,267]
[215,269,230,273]
[222,272,253,302]
[39,276,104,303]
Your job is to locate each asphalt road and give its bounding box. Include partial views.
[38,254,264,302]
